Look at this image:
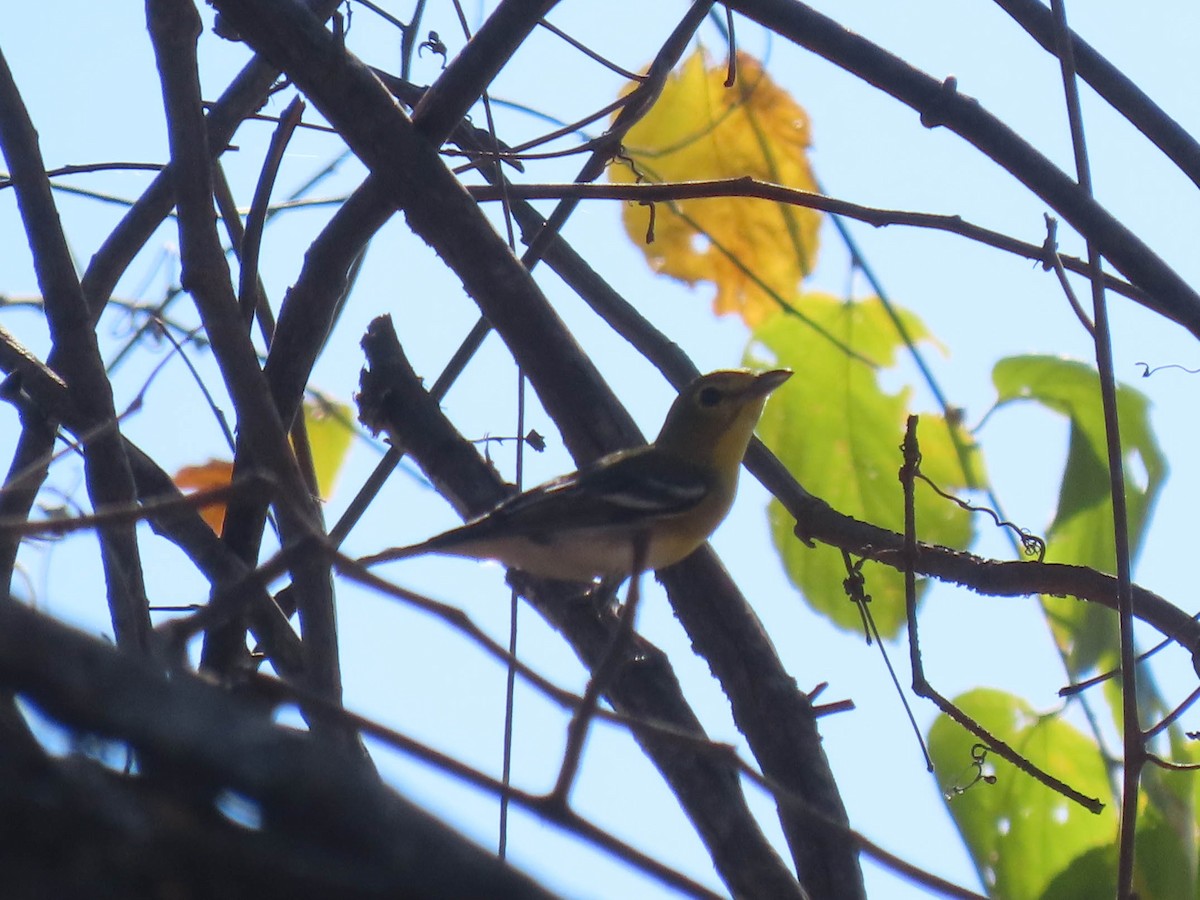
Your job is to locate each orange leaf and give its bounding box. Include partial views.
[611,49,820,326]
[173,459,234,535]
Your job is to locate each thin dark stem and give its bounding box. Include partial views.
[499,581,519,858]
[1042,215,1096,336]
[0,161,165,185]
[471,178,1147,306]
[536,18,644,81]
[1059,634,1175,699]
[900,418,1102,812]
[1047,2,1140,894]
[500,363,526,856]
[238,95,305,332]
[551,535,649,803]
[1142,685,1200,742]
[844,546,933,771]
[399,0,426,81]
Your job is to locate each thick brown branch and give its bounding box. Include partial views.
[356,316,808,900]
[0,599,560,900]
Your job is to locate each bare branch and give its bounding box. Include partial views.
[0,47,150,648]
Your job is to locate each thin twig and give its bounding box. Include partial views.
[901,417,1103,813]
[470,178,1147,306]
[0,161,165,187]
[842,549,933,770]
[552,536,649,803]
[536,17,644,81]
[1142,685,1200,742]
[1048,3,1140,893]
[238,95,305,331]
[0,476,269,541]
[1041,214,1095,335]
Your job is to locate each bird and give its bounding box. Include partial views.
[361,368,791,581]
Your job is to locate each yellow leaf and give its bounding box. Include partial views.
[611,49,820,326]
[173,459,234,535]
[302,396,354,500]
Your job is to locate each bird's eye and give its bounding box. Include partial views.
[697,386,722,408]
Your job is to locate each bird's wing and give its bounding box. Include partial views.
[447,446,711,544]
[538,447,710,524]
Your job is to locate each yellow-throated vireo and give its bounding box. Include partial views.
[363,368,791,580]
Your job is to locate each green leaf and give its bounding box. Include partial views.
[748,296,976,636]
[1133,742,1200,900]
[928,688,1115,900]
[1042,812,1195,898]
[991,356,1166,676]
[1038,845,1116,900]
[1128,797,1197,900]
[931,690,1199,899]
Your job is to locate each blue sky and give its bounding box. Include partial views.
[3,1,1200,896]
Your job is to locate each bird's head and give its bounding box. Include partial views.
[654,368,792,471]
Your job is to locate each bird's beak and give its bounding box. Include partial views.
[749,368,792,397]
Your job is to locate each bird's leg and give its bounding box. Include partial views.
[583,576,623,615]
[548,532,649,806]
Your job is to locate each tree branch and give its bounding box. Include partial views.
[356,315,808,900]
[471,178,1147,306]
[0,324,305,676]
[993,0,1200,190]
[80,0,345,319]
[0,47,150,649]
[0,598,560,900]
[726,0,1200,341]
[146,0,342,712]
